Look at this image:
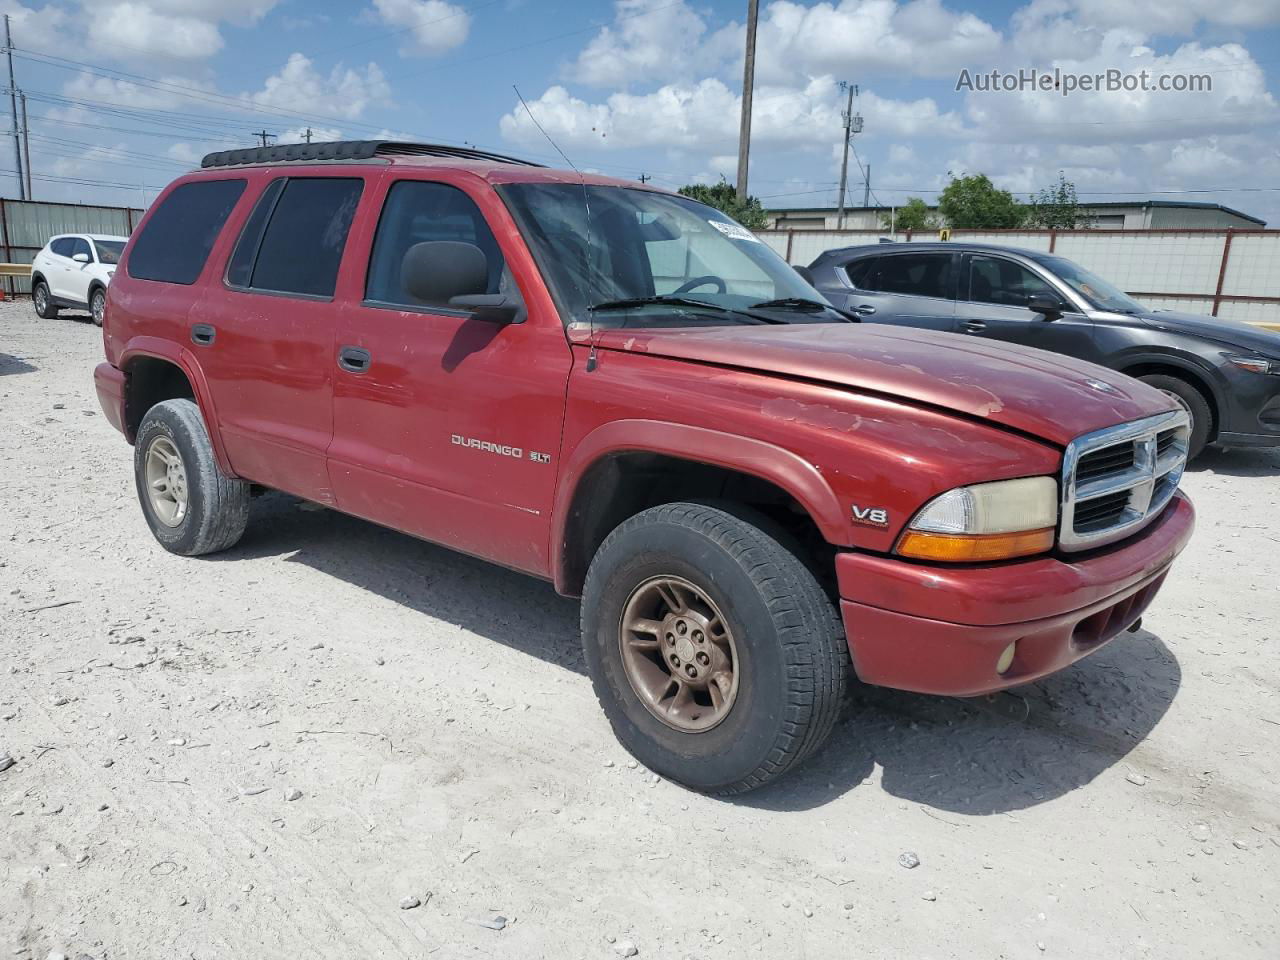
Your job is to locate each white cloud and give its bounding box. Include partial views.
[963,37,1277,145]
[89,2,224,60]
[249,53,391,120]
[63,70,213,110]
[1066,0,1280,35]
[500,76,963,154]
[369,0,471,56]
[1,2,71,52]
[570,0,723,88]
[166,141,203,165]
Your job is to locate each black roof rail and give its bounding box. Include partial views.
[200,140,544,170]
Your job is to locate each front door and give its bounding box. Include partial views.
[842,251,959,332]
[64,237,95,304]
[957,253,1098,361]
[327,176,572,577]
[189,174,366,502]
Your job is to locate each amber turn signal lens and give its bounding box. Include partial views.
[896,527,1055,562]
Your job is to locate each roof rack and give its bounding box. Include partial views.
[200,140,544,170]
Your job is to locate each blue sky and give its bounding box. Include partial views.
[3,0,1279,222]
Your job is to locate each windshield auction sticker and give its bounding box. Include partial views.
[708,220,762,243]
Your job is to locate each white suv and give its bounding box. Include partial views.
[31,233,128,326]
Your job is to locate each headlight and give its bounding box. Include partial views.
[896,476,1058,562]
[1225,354,1276,375]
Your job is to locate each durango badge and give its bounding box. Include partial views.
[851,503,889,527]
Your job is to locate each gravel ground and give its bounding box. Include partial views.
[2,299,1279,960]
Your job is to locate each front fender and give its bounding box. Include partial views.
[118,336,237,477]
[550,418,851,593]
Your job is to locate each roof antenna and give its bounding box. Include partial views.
[514,84,600,372]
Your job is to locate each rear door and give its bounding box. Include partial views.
[842,251,959,332]
[46,237,74,300]
[327,173,572,576]
[957,253,1098,360]
[188,173,366,502]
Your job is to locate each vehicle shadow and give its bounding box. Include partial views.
[219,492,1181,816]
[1188,445,1280,478]
[0,352,36,376]
[737,628,1180,815]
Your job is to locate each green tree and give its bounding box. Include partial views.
[678,178,770,230]
[1027,171,1093,229]
[937,173,1026,229]
[880,196,939,232]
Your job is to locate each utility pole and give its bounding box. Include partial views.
[4,16,25,201]
[863,163,870,209]
[835,81,862,230]
[735,0,759,201]
[253,130,275,148]
[19,89,30,199]
[637,173,651,184]
[303,127,313,144]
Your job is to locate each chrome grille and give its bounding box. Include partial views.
[1059,410,1190,551]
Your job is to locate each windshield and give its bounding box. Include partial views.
[94,241,125,265]
[1034,254,1144,314]
[498,183,843,327]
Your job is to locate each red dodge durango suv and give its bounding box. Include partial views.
[95,141,1195,794]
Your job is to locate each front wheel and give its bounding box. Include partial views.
[581,502,847,795]
[1138,374,1212,460]
[134,398,250,556]
[91,288,106,327]
[33,281,58,319]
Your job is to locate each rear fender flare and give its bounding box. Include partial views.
[119,336,237,477]
[551,419,850,592]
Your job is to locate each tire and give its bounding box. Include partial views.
[1138,374,1212,460]
[32,280,58,319]
[581,501,848,795]
[90,288,106,327]
[134,398,250,556]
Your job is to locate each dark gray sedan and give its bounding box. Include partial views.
[808,241,1280,458]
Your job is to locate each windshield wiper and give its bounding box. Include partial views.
[587,296,788,324]
[750,297,829,311]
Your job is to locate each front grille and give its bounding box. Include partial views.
[1060,410,1190,551]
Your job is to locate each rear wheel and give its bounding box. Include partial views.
[1138,374,1212,459]
[90,288,106,327]
[134,399,250,556]
[581,502,847,795]
[33,281,58,319]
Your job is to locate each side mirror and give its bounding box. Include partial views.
[792,264,816,285]
[72,252,90,264]
[400,241,521,324]
[1027,293,1068,319]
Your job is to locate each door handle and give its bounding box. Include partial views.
[338,345,372,374]
[962,319,987,333]
[190,323,216,346]
[853,304,876,316]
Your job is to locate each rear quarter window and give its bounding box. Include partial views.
[128,178,247,285]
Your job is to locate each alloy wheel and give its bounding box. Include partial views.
[144,436,189,527]
[619,575,740,732]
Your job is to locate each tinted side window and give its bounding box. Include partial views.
[50,238,73,257]
[845,257,878,289]
[70,237,92,260]
[969,256,1055,307]
[877,253,953,299]
[226,178,286,289]
[247,178,363,298]
[128,179,246,284]
[366,180,507,308]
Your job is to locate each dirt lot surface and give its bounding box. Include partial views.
[2,300,1279,960]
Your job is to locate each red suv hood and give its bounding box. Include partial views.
[590,324,1175,446]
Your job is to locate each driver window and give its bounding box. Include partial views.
[969,256,1055,307]
[366,180,510,309]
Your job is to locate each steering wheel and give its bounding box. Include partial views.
[673,275,726,295]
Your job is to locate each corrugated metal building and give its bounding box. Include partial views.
[767,200,1267,231]
[1,198,144,294]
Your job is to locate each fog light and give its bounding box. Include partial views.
[996,641,1017,675]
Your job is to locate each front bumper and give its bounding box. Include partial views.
[836,492,1195,696]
